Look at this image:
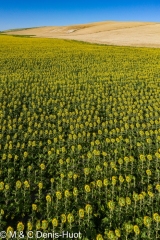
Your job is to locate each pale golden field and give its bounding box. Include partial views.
[5,21,160,48]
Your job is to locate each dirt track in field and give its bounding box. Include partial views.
[5,21,160,48]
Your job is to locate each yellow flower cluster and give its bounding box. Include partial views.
[1,35,160,238]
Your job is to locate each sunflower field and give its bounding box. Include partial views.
[0,35,160,239]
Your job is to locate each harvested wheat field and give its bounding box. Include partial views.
[4,21,160,48]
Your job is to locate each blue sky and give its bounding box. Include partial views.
[0,0,160,31]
